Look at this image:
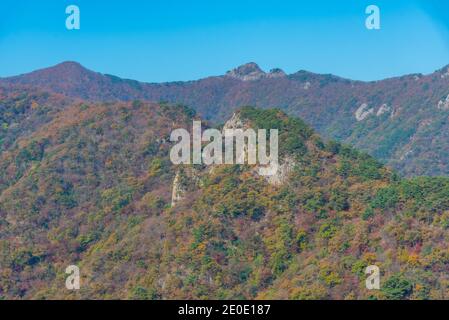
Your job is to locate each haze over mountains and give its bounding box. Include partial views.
[2,61,449,177]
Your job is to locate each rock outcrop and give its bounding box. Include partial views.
[438,94,449,110]
[261,156,296,186]
[226,63,286,81]
[171,167,201,207]
[171,111,299,207]
[223,112,296,186]
[441,67,449,79]
[222,112,245,131]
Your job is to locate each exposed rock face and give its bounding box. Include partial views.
[438,94,449,110]
[222,112,252,164]
[225,63,286,81]
[223,112,296,186]
[171,170,185,207]
[171,167,200,207]
[222,112,245,131]
[441,67,449,79]
[226,63,265,81]
[261,156,296,186]
[355,103,374,121]
[171,112,296,204]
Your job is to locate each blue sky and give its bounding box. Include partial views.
[1,0,449,82]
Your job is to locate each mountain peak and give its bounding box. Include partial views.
[56,61,83,67]
[225,62,286,81]
[226,62,265,81]
[1,61,107,100]
[235,62,263,72]
[5,61,95,83]
[46,61,92,74]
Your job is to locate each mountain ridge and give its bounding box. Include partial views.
[5,60,449,84]
[3,61,449,177]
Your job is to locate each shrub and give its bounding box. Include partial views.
[381,274,413,300]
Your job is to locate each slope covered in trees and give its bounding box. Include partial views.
[3,62,449,177]
[1,100,449,300]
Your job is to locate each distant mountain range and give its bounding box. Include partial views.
[2,62,449,299]
[3,61,449,177]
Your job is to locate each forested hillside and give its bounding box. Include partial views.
[4,61,449,177]
[1,98,449,300]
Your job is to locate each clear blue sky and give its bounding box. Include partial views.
[1,0,449,82]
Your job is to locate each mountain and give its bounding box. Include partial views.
[1,100,449,300]
[1,61,150,101]
[3,61,449,177]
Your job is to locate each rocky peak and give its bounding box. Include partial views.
[226,63,265,81]
[267,68,287,78]
[226,63,285,81]
[222,112,245,131]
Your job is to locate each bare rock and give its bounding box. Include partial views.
[171,167,201,207]
[438,94,449,110]
[259,156,296,186]
[226,63,286,81]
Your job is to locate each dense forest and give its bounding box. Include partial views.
[1,89,449,300]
